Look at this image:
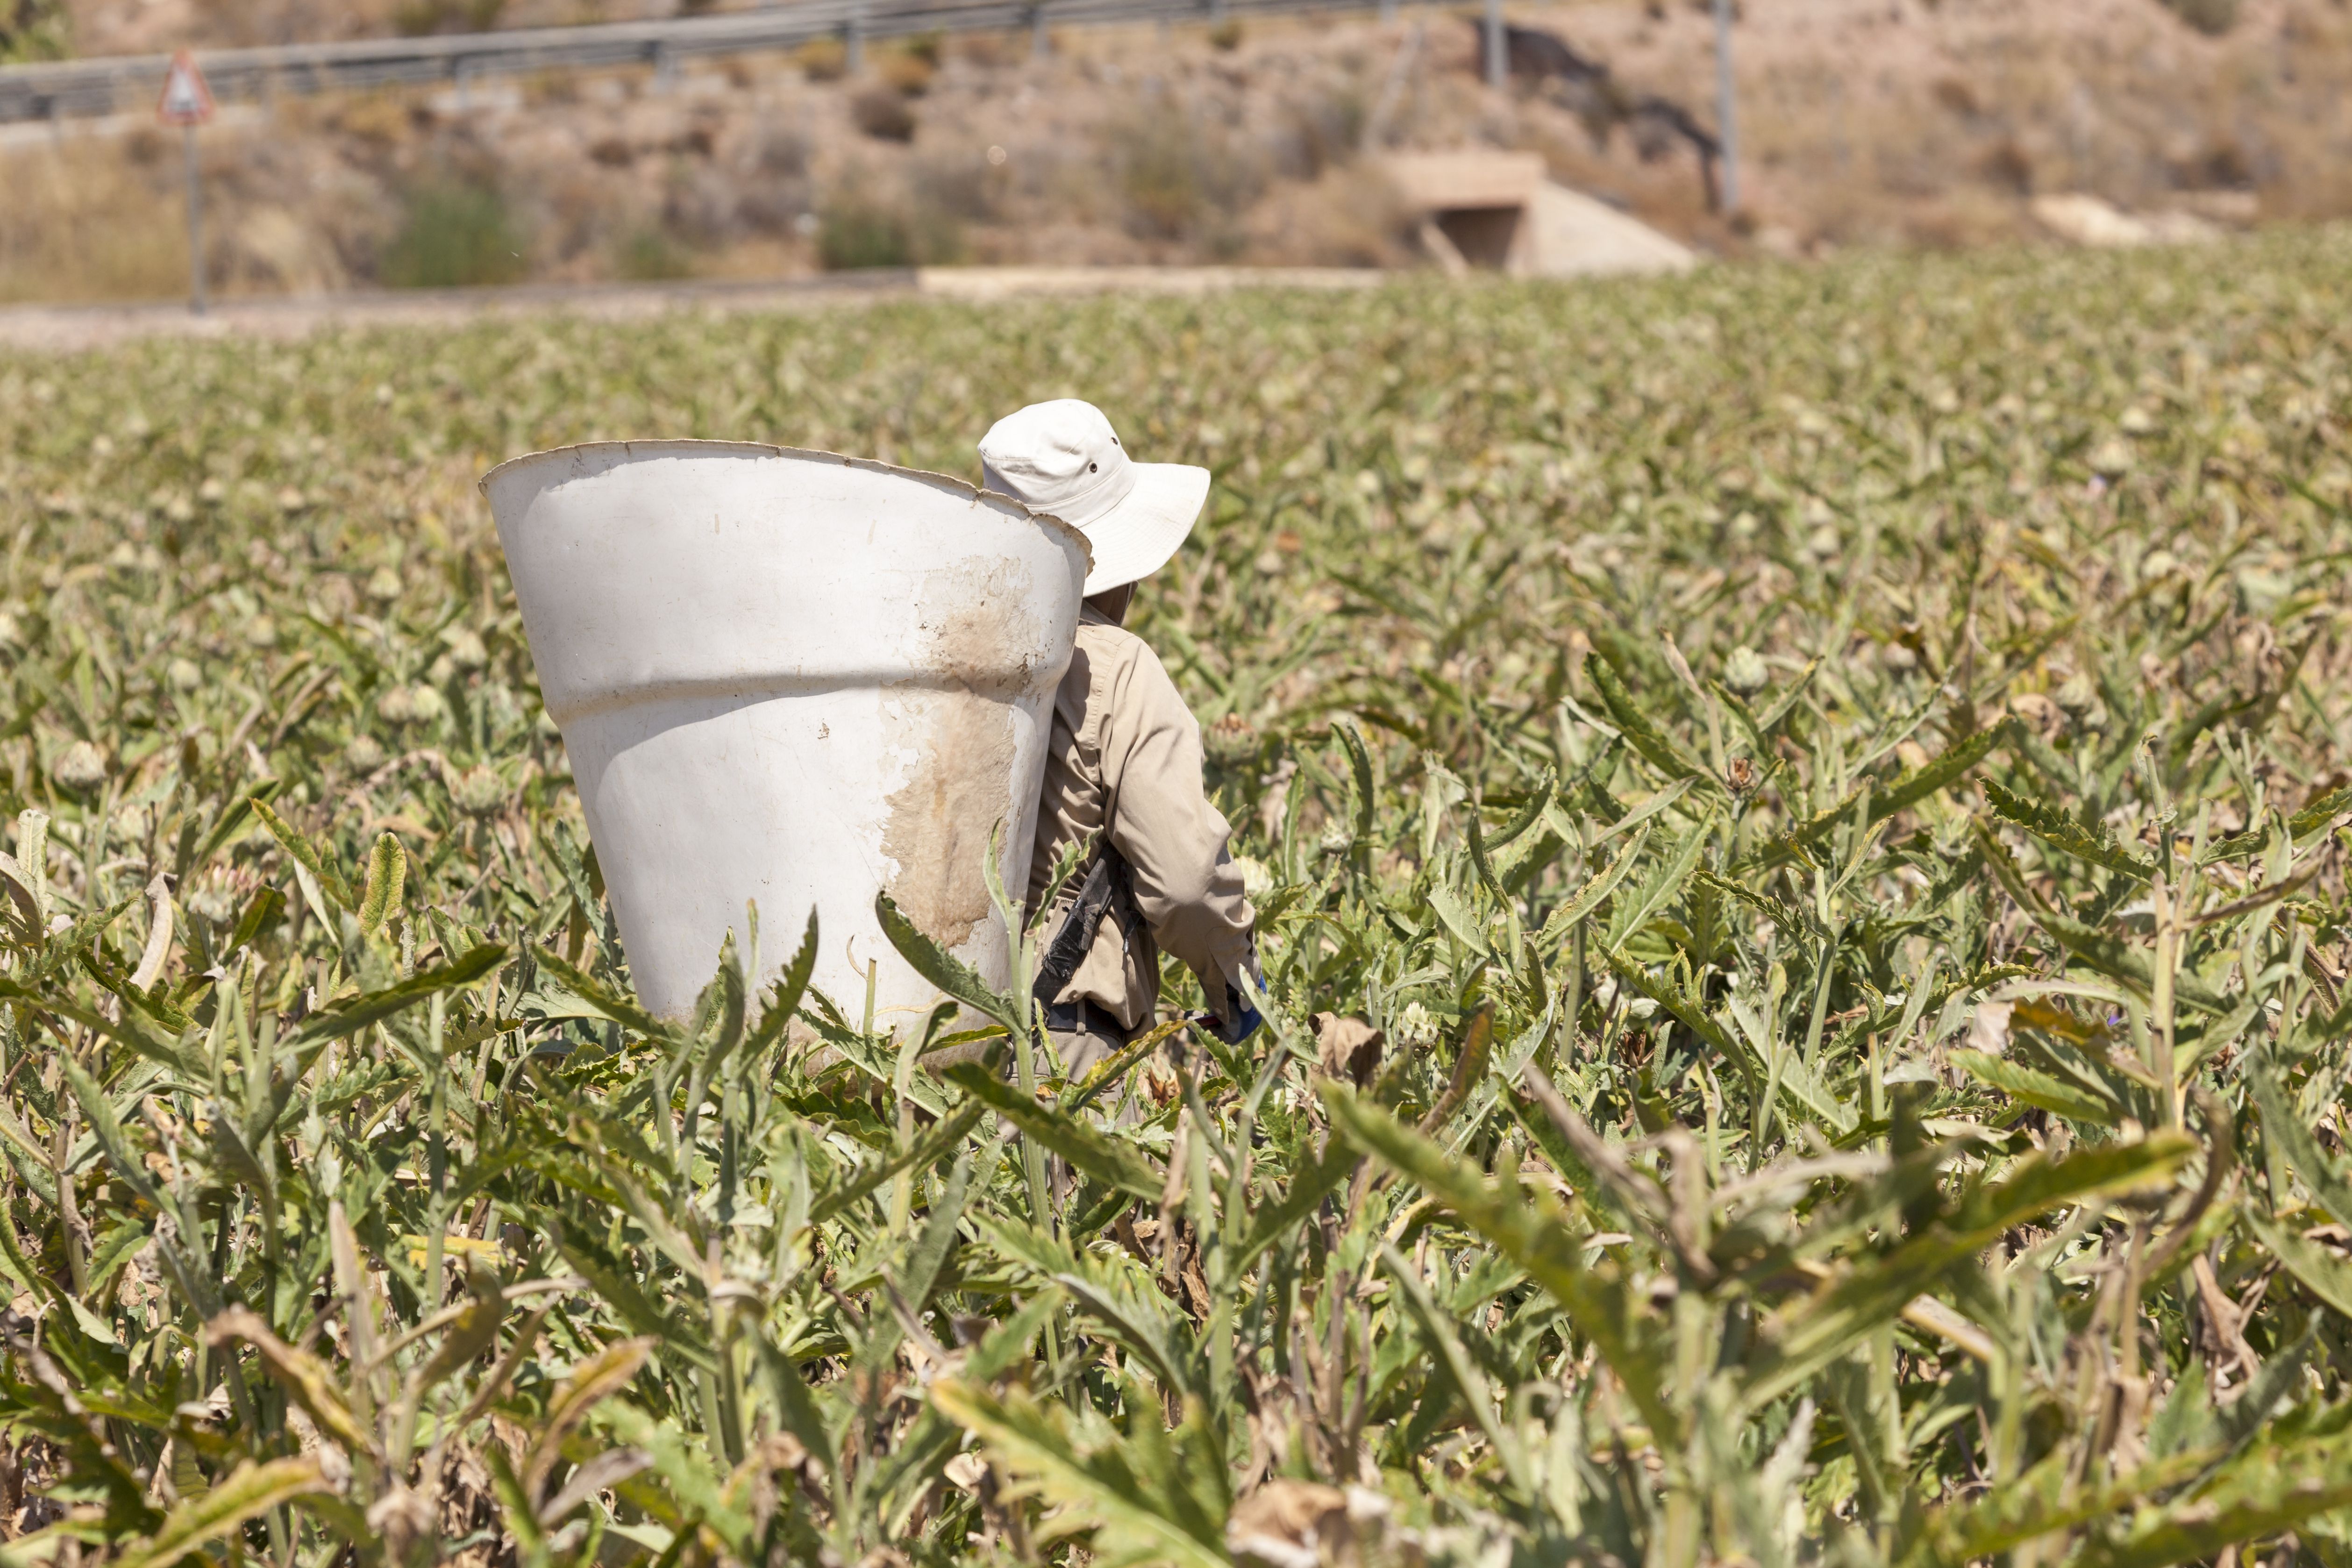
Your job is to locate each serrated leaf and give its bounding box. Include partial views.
[248,795,355,911]
[1741,1132,2195,1408]
[529,943,676,1043]
[2246,1212,2352,1320]
[2070,1429,2352,1568]
[109,1458,329,1568]
[743,905,820,1058]
[1233,1130,1361,1272]
[1604,815,1711,949]
[356,831,405,934]
[809,1101,986,1224]
[876,889,1025,1037]
[2247,1053,2352,1231]
[929,1380,1229,1568]
[2204,783,2352,863]
[984,1219,1204,1398]
[205,1309,379,1463]
[1984,777,2154,879]
[1318,1079,1681,1445]
[2031,911,2229,1014]
[1953,1048,2120,1125]
[57,1053,162,1209]
[1758,721,2007,865]
[1586,651,1709,783]
[1426,881,1490,958]
[1535,824,1650,950]
[1332,715,1376,849]
[943,1064,1163,1200]
[524,1336,654,1501]
[292,942,507,1047]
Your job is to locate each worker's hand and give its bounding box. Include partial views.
[1214,984,1262,1046]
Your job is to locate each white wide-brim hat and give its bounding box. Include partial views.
[978,399,1210,595]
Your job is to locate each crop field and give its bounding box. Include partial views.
[1,228,2352,1568]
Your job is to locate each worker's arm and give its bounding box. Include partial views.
[1096,639,1259,1028]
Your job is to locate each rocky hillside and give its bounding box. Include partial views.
[0,0,2343,302]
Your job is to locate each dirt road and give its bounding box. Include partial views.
[0,266,1384,354]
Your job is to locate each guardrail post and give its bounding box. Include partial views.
[846,0,866,75]
[1482,0,1503,88]
[653,40,677,92]
[453,57,472,113]
[1378,0,1397,26]
[1028,2,1048,60]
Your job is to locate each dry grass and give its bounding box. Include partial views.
[1539,0,2352,248]
[0,136,189,305]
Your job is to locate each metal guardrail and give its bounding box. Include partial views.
[0,0,1355,122]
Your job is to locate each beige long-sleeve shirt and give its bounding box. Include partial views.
[1026,606,1257,1032]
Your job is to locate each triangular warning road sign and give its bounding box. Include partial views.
[157,51,215,127]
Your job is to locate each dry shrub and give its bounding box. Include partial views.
[851,87,918,142]
[795,36,848,82]
[1974,137,2035,195]
[2177,136,2252,191]
[814,189,960,268]
[0,0,68,64]
[334,93,417,147]
[1208,17,1244,51]
[1105,97,1266,249]
[378,178,528,287]
[731,125,814,235]
[876,49,936,97]
[2157,0,2239,34]
[1931,76,1980,117]
[226,206,351,293]
[755,124,810,180]
[954,32,1012,67]
[391,0,504,36]
[1245,161,1414,266]
[612,225,692,279]
[909,148,1011,223]
[1273,80,1368,180]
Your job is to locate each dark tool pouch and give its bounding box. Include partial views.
[1033,843,1142,1011]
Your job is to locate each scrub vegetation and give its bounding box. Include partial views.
[1,228,2351,1566]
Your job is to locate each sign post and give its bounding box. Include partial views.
[157,51,216,315]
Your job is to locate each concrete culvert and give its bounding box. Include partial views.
[1383,150,1696,277]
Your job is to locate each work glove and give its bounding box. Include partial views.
[1199,984,1261,1046]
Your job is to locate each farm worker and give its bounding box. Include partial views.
[977,399,1262,1081]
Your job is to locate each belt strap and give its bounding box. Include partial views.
[1033,843,1140,1004]
[1041,998,1126,1040]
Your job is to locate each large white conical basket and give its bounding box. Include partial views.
[482,441,1090,1026]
